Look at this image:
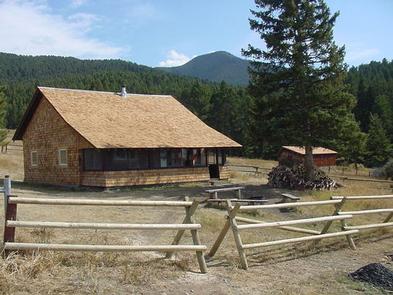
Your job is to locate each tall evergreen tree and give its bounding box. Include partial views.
[243,0,361,179]
[0,86,7,144]
[366,114,391,167]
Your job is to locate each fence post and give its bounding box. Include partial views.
[383,212,393,223]
[165,197,199,258]
[335,197,356,250]
[206,217,231,259]
[227,200,248,270]
[3,175,11,215]
[3,175,17,256]
[312,197,348,248]
[186,198,208,273]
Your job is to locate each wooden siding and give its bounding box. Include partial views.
[22,97,93,186]
[278,150,336,167]
[81,166,230,187]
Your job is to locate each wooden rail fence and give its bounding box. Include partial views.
[3,173,393,273]
[206,199,359,270]
[331,195,393,233]
[226,164,270,175]
[1,177,207,273]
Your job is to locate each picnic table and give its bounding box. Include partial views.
[205,186,245,199]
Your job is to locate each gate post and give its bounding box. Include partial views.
[3,175,16,257]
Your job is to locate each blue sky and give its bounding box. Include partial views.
[0,0,392,67]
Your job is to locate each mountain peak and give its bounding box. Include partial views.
[158,51,249,85]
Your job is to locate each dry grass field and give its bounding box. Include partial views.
[0,145,392,294]
[0,131,23,181]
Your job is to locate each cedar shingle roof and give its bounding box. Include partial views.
[14,87,241,149]
[282,146,337,155]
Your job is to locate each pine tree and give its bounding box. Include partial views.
[0,86,7,144]
[373,95,393,140]
[366,114,391,167]
[243,0,360,179]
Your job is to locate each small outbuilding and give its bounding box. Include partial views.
[13,86,241,187]
[278,146,337,167]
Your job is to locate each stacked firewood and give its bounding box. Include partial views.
[268,165,337,190]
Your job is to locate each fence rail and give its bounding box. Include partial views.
[6,221,202,230]
[4,243,207,252]
[226,164,271,175]
[331,195,393,234]
[237,199,341,211]
[8,197,193,207]
[2,177,207,273]
[207,199,358,270]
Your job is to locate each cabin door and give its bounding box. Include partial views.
[209,164,220,179]
[207,149,220,179]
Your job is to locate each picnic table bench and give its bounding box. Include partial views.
[279,193,300,212]
[205,186,245,199]
[281,193,300,202]
[206,198,268,206]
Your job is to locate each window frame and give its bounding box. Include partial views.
[81,148,225,172]
[31,150,38,167]
[58,148,68,167]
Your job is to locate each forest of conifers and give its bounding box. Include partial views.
[1,52,393,167]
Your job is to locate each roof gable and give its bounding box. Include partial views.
[14,87,241,149]
[282,146,337,155]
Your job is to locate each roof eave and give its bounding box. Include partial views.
[12,87,43,141]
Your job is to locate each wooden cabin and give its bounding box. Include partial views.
[13,86,241,187]
[278,146,337,167]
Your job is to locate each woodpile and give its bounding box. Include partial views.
[268,165,337,190]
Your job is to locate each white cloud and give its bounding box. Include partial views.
[67,13,99,33]
[159,50,190,67]
[0,0,122,59]
[70,0,88,8]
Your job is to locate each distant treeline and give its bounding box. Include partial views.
[1,52,393,166]
[0,53,252,152]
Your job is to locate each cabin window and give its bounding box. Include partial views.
[110,149,129,170]
[168,149,183,167]
[148,150,161,169]
[160,150,168,168]
[217,150,226,165]
[82,148,225,171]
[58,149,68,166]
[31,151,38,167]
[207,150,217,164]
[193,149,206,167]
[84,149,103,171]
[158,149,186,168]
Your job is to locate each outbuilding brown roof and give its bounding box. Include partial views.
[14,87,241,149]
[282,146,337,155]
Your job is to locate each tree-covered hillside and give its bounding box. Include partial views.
[0,52,252,149]
[0,52,149,82]
[2,51,393,167]
[347,59,393,134]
